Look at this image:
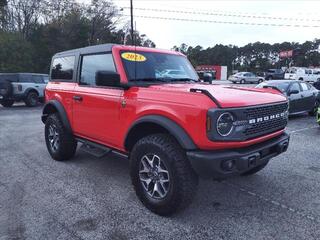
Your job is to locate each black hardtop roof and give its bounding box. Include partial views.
[0,73,48,76]
[54,43,117,57]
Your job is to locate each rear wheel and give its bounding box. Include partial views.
[130,134,198,216]
[241,162,268,176]
[299,78,304,81]
[24,91,38,107]
[0,99,14,107]
[45,113,77,161]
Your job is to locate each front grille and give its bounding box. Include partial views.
[243,102,288,139]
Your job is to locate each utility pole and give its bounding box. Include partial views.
[130,0,134,45]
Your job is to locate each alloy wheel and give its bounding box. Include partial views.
[139,154,170,199]
[48,124,60,152]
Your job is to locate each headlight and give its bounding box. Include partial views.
[217,112,234,136]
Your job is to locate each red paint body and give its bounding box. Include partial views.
[45,45,287,153]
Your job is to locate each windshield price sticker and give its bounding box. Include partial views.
[121,52,146,62]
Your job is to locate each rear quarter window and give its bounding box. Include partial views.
[51,56,75,81]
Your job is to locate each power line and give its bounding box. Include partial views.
[121,7,320,23]
[119,14,320,28]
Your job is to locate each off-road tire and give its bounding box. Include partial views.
[24,91,39,107]
[45,113,77,161]
[0,80,13,98]
[0,99,14,107]
[241,162,268,176]
[130,134,198,216]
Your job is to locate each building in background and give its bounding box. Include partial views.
[196,65,228,80]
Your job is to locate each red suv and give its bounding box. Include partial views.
[42,44,290,215]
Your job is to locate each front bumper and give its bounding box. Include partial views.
[187,133,289,179]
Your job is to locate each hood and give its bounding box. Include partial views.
[148,83,287,108]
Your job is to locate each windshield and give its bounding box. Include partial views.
[121,51,199,82]
[286,68,297,74]
[256,82,290,92]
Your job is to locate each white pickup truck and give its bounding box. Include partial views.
[285,67,320,82]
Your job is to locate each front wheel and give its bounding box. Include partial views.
[130,134,198,216]
[240,79,245,84]
[45,113,77,161]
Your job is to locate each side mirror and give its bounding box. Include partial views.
[288,89,299,95]
[203,74,213,83]
[95,71,121,87]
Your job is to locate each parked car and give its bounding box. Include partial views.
[228,72,264,84]
[264,69,285,80]
[161,69,189,79]
[284,67,320,82]
[42,44,289,216]
[256,80,320,115]
[317,107,320,125]
[0,73,48,107]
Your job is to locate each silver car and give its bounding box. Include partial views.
[229,72,264,84]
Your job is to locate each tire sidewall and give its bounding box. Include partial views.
[130,142,177,208]
[45,116,61,159]
[26,91,38,107]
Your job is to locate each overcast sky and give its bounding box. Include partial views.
[80,0,320,49]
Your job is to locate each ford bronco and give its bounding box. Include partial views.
[0,73,48,107]
[42,44,290,216]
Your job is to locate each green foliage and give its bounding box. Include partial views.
[0,0,155,73]
[173,40,320,73]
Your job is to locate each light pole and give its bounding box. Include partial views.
[130,0,134,45]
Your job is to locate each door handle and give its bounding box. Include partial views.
[73,95,83,101]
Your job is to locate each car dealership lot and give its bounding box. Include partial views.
[1,103,320,239]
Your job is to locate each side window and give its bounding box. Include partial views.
[33,75,44,84]
[244,73,250,77]
[300,82,309,91]
[289,83,300,93]
[19,75,33,83]
[80,53,116,86]
[51,56,75,81]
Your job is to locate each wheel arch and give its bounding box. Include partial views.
[24,87,40,96]
[41,100,72,133]
[124,115,197,152]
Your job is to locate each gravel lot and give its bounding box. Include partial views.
[1,94,320,239]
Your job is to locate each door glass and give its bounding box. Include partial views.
[33,75,44,83]
[300,82,309,91]
[51,56,75,81]
[80,54,116,86]
[289,83,300,93]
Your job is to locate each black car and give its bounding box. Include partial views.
[264,69,285,80]
[256,80,320,115]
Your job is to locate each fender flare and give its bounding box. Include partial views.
[125,115,197,150]
[41,100,72,132]
[24,87,40,97]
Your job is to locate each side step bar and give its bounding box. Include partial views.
[76,137,127,158]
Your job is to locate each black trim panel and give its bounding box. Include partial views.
[125,115,197,150]
[41,100,72,132]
